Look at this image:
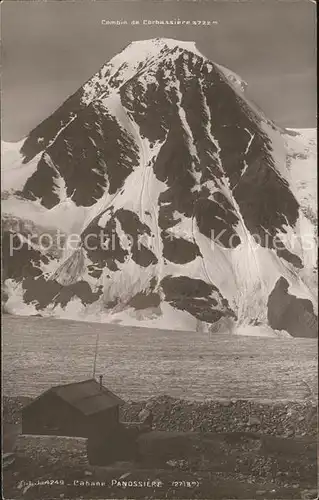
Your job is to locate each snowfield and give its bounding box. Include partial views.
[2,315,317,401]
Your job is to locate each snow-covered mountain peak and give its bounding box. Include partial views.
[108,38,203,70]
[81,37,247,106]
[124,38,247,91]
[81,38,205,105]
[117,37,202,59]
[2,39,317,338]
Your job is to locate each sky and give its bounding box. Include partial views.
[1,0,317,142]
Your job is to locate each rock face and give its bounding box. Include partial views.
[267,278,317,338]
[1,38,317,335]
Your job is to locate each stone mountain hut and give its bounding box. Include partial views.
[22,377,125,441]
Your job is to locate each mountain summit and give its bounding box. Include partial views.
[2,38,317,336]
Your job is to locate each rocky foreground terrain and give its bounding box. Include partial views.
[3,396,318,499]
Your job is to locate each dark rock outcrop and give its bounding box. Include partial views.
[267,277,317,338]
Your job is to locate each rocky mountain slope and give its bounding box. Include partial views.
[1,38,317,336]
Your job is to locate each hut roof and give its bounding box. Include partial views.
[24,379,125,416]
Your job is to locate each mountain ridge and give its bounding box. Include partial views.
[1,38,317,337]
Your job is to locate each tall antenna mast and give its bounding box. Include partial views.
[92,332,99,379]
